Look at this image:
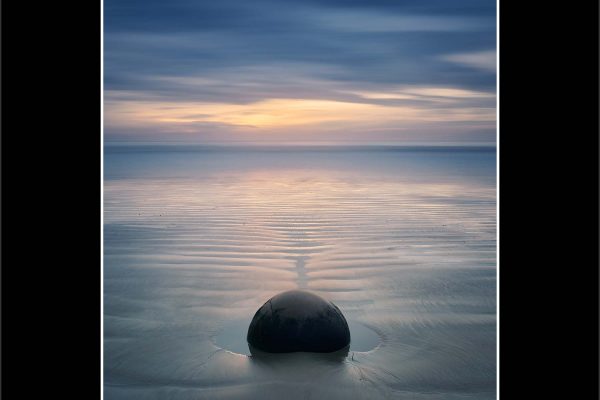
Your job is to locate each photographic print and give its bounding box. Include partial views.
[103,0,497,399]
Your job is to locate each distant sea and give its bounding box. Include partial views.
[104,144,497,400]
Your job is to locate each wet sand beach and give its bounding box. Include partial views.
[104,144,496,400]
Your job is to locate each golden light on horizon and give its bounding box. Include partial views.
[106,94,495,135]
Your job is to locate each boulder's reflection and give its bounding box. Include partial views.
[248,343,350,365]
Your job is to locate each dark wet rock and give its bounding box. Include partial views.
[247,290,351,353]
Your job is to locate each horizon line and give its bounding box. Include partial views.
[104,140,497,147]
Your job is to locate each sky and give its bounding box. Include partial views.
[104,0,496,144]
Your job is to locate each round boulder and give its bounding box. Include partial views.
[247,290,351,353]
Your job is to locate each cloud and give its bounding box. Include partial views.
[313,11,491,33]
[103,0,496,143]
[441,50,497,72]
[104,84,495,145]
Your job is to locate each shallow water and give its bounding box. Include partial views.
[104,144,496,400]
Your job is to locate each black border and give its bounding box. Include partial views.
[499,1,599,398]
[1,0,101,397]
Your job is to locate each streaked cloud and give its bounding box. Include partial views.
[441,50,497,72]
[314,11,491,33]
[104,0,496,143]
